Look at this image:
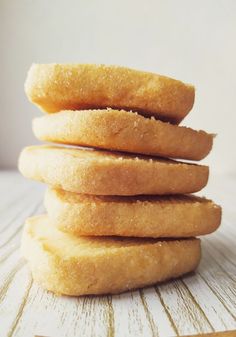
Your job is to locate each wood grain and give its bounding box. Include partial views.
[182,329,236,336]
[0,171,235,337]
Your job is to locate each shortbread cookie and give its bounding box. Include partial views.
[33,109,213,161]
[45,188,221,237]
[25,64,195,123]
[18,145,209,195]
[21,215,201,296]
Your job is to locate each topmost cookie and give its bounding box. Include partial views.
[25,64,195,124]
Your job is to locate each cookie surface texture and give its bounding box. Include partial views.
[18,145,209,195]
[33,109,213,160]
[21,215,201,295]
[25,64,195,123]
[45,188,221,237]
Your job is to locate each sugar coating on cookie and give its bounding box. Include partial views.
[18,145,209,196]
[33,109,213,161]
[25,64,195,124]
[21,215,201,296]
[45,187,221,238]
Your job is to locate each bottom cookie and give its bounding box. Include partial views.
[21,215,201,296]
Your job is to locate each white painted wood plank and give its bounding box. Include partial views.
[0,263,32,337]
[112,290,154,337]
[204,235,236,279]
[197,246,236,319]
[0,249,22,296]
[157,279,214,336]
[140,287,176,337]
[0,174,45,337]
[13,283,112,337]
[64,295,112,337]
[182,271,236,330]
[0,199,44,294]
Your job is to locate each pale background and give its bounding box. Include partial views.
[1,0,236,175]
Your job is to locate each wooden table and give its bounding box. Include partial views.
[0,171,235,337]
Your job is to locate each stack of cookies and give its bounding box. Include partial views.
[19,64,221,296]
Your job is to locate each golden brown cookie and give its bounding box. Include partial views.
[25,64,195,123]
[21,215,201,296]
[33,109,213,161]
[18,145,209,195]
[45,187,221,238]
